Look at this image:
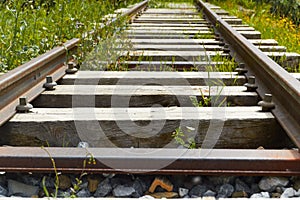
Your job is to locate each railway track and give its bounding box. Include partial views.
[0,0,300,179]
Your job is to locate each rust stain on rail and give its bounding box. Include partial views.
[0,147,299,175]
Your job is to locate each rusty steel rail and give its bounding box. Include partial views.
[0,147,300,175]
[0,39,79,126]
[195,0,300,148]
[0,0,149,126]
[121,0,148,19]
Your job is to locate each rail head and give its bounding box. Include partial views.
[121,0,149,18]
[196,0,300,148]
[0,147,300,175]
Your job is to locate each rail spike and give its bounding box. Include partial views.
[16,97,33,113]
[244,76,258,92]
[65,62,78,74]
[43,76,57,90]
[235,63,248,75]
[258,94,275,112]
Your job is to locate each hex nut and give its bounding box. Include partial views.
[43,76,57,90]
[258,94,275,112]
[244,76,258,92]
[16,97,33,112]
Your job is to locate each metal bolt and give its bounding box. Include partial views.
[223,43,230,53]
[214,33,220,41]
[43,76,57,90]
[65,62,78,74]
[16,97,33,112]
[219,37,225,46]
[244,76,258,92]
[219,37,224,41]
[235,63,248,75]
[258,94,275,112]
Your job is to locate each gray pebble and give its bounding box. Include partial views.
[258,177,289,192]
[0,185,8,196]
[189,185,206,197]
[261,191,270,198]
[132,178,144,198]
[281,187,295,198]
[275,186,284,193]
[76,188,91,197]
[1,172,300,199]
[217,183,234,198]
[250,192,270,198]
[251,183,260,194]
[235,178,251,194]
[250,193,263,198]
[110,175,132,188]
[179,187,189,197]
[94,178,112,197]
[135,177,149,193]
[21,175,41,186]
[112,185,135,197]
[8,179,39,197]
[203,189,216,197]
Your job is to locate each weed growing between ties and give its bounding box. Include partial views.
[172,126,196,149]
[0,0,141,72]
[173,64,229,148]
[41,146,96,198]
[80,30,134,71]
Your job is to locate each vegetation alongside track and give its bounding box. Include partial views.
[210,0,300,54]
[0,0,140,72]
[210,0,300,71]
[1,0,299,72]
[262,0,299,25]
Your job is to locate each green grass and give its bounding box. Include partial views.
[209,0,300,55]
[208,0,300,71]
[0,0,140,72]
